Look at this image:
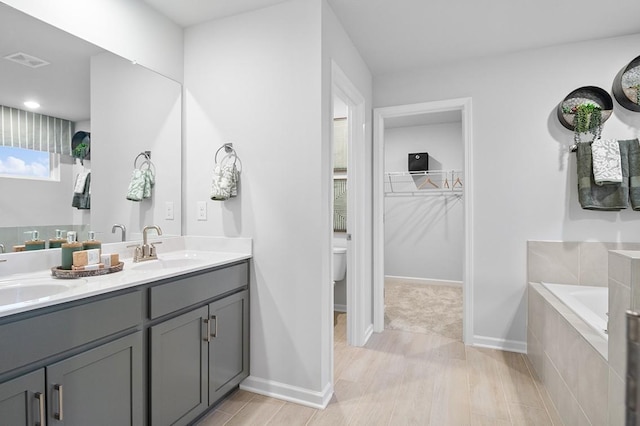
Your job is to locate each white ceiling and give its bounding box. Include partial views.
[0,3,103,121]
[144,0,640,76]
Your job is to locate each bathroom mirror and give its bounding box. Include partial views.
[0,2,182,250]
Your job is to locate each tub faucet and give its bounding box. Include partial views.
[0,244,4,253]
[111,224,127,242]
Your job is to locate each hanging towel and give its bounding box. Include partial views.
[592,138,622,185]
[211,154,238,201]
[576,142,628,210]
[625,138,640,210]
[126,161,155,201]
[73,172,89,193]
[72,172,91,209]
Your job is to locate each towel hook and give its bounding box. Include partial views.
[134,151,151,167]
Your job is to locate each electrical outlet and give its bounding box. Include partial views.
[165,201,174,220]
[197,201,207,221]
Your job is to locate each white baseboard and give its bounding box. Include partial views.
[333,304,347,312]
[240,376,333,409]
[384,275,463,288]
[471,335,526,353]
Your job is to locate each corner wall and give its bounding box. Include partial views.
[183,0,328,406]
[375,33,640,349]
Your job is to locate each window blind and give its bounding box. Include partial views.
[0,105,74,155]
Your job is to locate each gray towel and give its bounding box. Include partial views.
[576,141,628,210]
[72,172,91,210]
[625,138,640,210]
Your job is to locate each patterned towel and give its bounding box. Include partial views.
[211,157,238,201]
[592,138,622,185]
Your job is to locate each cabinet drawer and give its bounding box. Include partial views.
[149,262,248,319]
[0,291,142,375]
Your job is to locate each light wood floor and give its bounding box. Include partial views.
[197,314,562,426]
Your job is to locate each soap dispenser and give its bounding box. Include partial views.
[61,231,83,270]
[82,231,102,252]
[24,230,45,251]
[49,229,67,249]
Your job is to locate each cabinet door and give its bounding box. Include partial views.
[47,332,143,426]
[0,369,45,426]
[208,290,249,405]
[150,305,208,426]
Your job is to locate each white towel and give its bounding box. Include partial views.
[592,138,622,185]
[73,172,89,193]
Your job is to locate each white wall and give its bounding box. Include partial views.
[375,33,640,349]
[184,0,329,405]
[384,122,463,281]
[91,52,182,242]
[0,0,183,82]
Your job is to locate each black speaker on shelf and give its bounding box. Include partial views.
[408,152,429,173]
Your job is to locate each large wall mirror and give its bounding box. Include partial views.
[0,2,182,251]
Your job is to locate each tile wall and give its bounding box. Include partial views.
[527,241,640,425]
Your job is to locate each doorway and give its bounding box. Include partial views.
[330,62,371,349]
[373,98,474,343]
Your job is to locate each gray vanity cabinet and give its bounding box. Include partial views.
[208,290,249,405]
[0,370,45,426]
[0,332,142,426]
[150,289,249,426]
[46,332,143,425]
[150,306,209,426]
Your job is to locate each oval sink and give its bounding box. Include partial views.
[131,257,203,271]
[0,278,85,305]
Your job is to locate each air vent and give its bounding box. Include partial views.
[3,52,50,68]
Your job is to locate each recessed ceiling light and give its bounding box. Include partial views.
[24,101,40,109]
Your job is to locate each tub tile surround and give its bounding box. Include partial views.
[526,241,640,426]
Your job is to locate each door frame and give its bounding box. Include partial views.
[372,98,474,343]
[331,61,371,348]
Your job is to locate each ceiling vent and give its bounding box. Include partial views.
[3,52,50,68]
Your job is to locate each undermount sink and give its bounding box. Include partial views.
[0,278,85,305]
[130,257,203,271]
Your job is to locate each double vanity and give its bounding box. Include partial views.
[0,236,251,426]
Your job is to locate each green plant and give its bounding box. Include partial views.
[632,84,640,105]
[572,103,602,143]
[73,142,88,159]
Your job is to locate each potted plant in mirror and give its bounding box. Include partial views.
[72,142,89,165]
[562,102,602,143]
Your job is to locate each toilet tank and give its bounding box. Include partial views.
[333,247,347,281]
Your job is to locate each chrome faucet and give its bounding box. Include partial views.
[0,244,4,253]
[130,225,163,262]
[111,224,127,242]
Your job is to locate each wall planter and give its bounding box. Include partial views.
[71,131,91,164]
[557,86,613,131]
[613,55,640,112]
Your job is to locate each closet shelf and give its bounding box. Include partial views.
[384,170,463,196]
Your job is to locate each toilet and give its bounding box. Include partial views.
[333,247,347,283]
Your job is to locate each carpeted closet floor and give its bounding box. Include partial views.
[384,279,463,341]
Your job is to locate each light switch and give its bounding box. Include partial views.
[197,201,207,221]
[165,202,174,220]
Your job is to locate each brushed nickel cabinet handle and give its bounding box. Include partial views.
[35,392,45,426]
[203,318,211,342]
[54,384,63,420]
[211,315,217,338]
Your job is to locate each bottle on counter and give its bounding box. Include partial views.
[24,230,46,251]
[61,231,83,270]
[82,231,102,252]
[48,229,67,249]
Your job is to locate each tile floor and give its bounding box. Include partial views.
[196,313,562,425]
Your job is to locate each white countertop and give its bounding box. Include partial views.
[0,236,252,319]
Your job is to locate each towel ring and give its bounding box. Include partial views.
[134,151,151,168]
[215,143,236,163]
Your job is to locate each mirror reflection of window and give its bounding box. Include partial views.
[333,117,348,172]
[0,146,54,180]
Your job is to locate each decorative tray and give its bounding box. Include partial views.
[51,262,124,279]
